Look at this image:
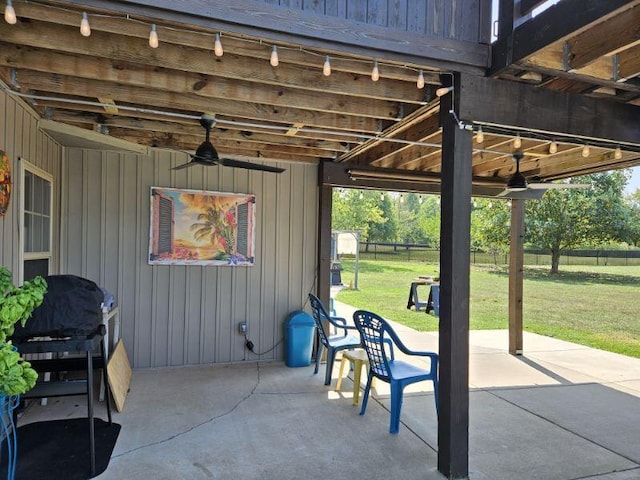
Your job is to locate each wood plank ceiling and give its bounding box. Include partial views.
[0,0,639,192]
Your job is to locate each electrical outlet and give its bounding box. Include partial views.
[238,322,248,335]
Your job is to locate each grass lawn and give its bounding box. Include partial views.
[335,259,640,358]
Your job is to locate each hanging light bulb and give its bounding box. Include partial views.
[380,192,385,201]
[4,0,16,24]
[582,144,590,157]
[513,134,522,149]
[614,146,622,160]
[475,126,484,144]
[435,86,453,97]
[399,193,404,203]
[214,33,224,57]
[549,141,558,154]
[323,55,331,76]
[371,61,380,82]
[416,69,425,89]
[80,12,91,37]
[418,195,423,204]
[148,24,159,48]
[270,45,279,67]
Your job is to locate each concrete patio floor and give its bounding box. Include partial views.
[18,299,640,480]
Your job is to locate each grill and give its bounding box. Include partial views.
[11,275,113,477]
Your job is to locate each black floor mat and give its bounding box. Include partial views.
[1,418,120,479]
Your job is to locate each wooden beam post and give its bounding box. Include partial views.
[509,199,525,355]
[317,161,333,307]
[437,73,471,480]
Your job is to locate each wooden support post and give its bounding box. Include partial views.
[437,73,471,480]
[317,161,333,307]
[509,199,525,355]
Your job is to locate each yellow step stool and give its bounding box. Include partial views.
[335,348,375,405]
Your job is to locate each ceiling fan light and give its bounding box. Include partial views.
[507,171,528,190]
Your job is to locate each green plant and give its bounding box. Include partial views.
[0,267,47,395]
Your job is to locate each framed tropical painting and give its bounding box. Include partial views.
[149,187,256,266]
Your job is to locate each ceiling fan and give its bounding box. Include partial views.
[496,151,588,199]
[172,116,285,173]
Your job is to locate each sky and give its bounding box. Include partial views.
[626,167,640,195]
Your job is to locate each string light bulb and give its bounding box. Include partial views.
[4,0,16,24]
[323,55,331,76]
[614,147,622,159]
[475,126,484,144]
[549,141,558,154]
[371,61,380,82]
[416,69,425,89]
[582,144,590,157]
[214,33,224,57]
[359,191,364,200]
[399,193,404,203]
[435,86,453,97]
[513,134,522,149]
[270,45,279,67]
[380,192,384,201]
[80,12,91,37]
[419,195,423,204]
[148,24,159,48]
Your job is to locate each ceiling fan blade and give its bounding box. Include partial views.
[496,188,546,200]
[219,158,285,173]
[527,183,589,190]
[172,161,198,170]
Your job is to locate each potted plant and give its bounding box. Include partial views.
[0,267,47,396]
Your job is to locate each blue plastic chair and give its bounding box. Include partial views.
[308,294,361,386]
[352,309,439,434]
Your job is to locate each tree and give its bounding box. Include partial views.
[367,193,397,245]
[525,171,632,273]
[417,195,441,247]
[471,199,511,264]
[332,189,384,241]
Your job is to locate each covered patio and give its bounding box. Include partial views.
[19,299,640,480]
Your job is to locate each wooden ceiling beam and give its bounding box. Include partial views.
[9,2,442,84]
[48,0,488,72]
[565,4,640,70]
[618,45,640,82]
[15,70,381,133]
[491,0,637,75]
[0,21,426,105]
[0,44,403,121]
[343,112,442,166]
[111,128,327,158]
[460,74,640,146]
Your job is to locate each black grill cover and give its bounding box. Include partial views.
[12,275,104,340]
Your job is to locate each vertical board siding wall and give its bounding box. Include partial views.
[255,0,487,42]
[0,90,62,277]
[61,148,319,368]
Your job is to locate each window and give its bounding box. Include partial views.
[20,160,53,282]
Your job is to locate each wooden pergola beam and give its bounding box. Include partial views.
[491,0,637,75]
[56,0,490,73]
[458,74,640,146]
